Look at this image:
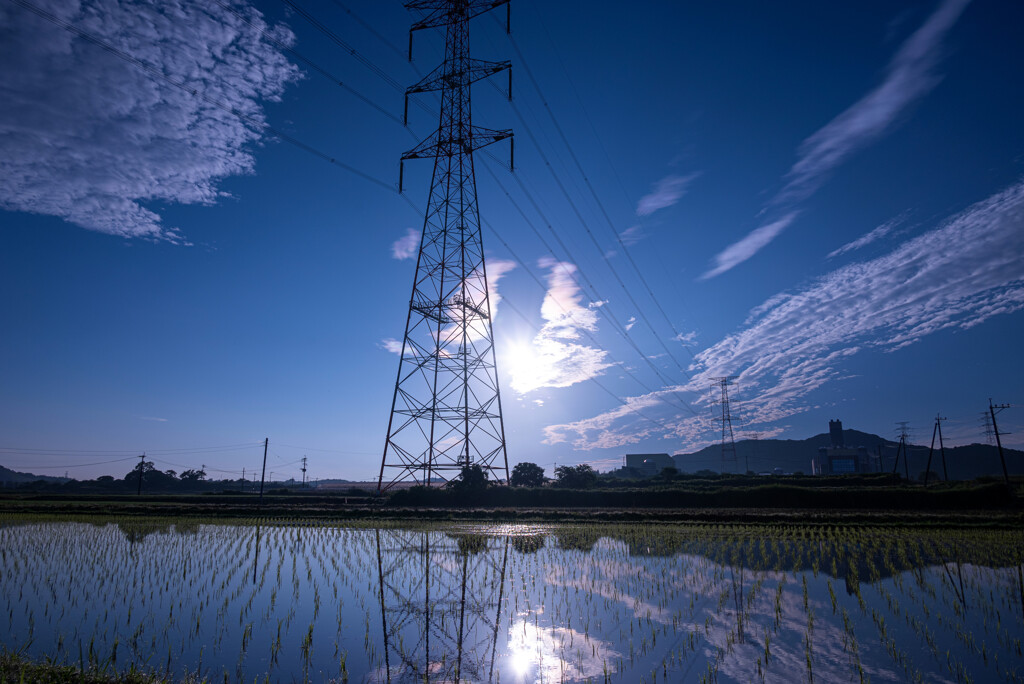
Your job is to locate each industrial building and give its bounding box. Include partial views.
[812,419,869,474]
[624,453,675,477]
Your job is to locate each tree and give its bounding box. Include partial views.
[510,462,546,487]
[659,467,679,481]
[180,468,207,482]
[446,464,492,504]
[554,464,597,489]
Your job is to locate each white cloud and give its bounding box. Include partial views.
[139,416,168,422]
[701,213,799,280]
[635,173,700,217]
[0,0,301,241]
[624,316,636,331]
[779,0,971,204]
[390,227,419,260]
[673,331,698,346]
[545,179,1024,449]
[379,338,403,354]
[506,258,613,394]
[827,214,906,258]
[618,225,644,246]
[484,258,516,323]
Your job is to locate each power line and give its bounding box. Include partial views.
[210,0,408,128]
[2,456,141,470]
[501,28,696,371]
[273,1,700,421]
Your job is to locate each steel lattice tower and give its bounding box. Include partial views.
[712,376,738,473]
[379,0,513,491]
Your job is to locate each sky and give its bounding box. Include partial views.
[1,0,1023,481]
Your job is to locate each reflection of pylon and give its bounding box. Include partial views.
[375,528,509,683]
[711,377,738,473]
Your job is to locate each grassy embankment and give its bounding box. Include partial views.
[0,475,1021,526]
[0,649,201,684]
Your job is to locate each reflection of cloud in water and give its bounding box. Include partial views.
[503,617,620,683]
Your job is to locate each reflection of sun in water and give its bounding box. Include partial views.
[510,647,532,676]
[505,616,619,682]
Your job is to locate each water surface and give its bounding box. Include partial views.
[2,518,1022,683]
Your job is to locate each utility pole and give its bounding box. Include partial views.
[989,399,1012,486]
[301,456,308,489]
[242,467,246,492]
[924,414,948,485]
[136,453,145,495]
[379,0,514,493]
[258,438,268,505]
[711,377,738,474]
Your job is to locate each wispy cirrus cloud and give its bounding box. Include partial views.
[827,214,906,258]
[390,228,419,260]
[546,179,1024,450]
[702,0,970,278]
[779,0,971,205]
[507,258,613,394]
[635,173,700,217]
[700,213,799,280]
[0,0,301,241]
[618,225,644,246]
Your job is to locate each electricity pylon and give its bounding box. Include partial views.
[893,422,911,480]
[711,377,738,473]
[379,0,513,492]
[924,414,947,485]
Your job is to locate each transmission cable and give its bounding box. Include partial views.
[210,0,408,128]
[500,18,699,368]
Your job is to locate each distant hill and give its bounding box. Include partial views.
[673,429,1024,480]
[0,464,70,484]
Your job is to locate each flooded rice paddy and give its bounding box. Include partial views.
[2,518,1023,683]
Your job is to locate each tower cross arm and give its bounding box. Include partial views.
[402,126,512,161]
[408,59,511,95]
[406,0,509,30]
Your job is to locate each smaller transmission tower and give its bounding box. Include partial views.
[711,377,738,474]
[924,414,947,485]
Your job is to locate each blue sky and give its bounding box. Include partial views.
[1,0,1022,481]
